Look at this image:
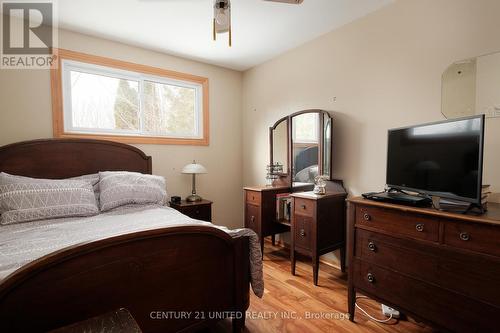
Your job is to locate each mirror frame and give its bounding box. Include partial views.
[269,109,334,188]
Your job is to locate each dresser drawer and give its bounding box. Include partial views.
[294,215,313,250]
[245,191,261,206]
[356,205,439,242]
[294,198,315,217]
[245,204,260,233]
[356,229,500,305]
[444,222,500,257]
[356,230,439,282]
[354,259,498,333]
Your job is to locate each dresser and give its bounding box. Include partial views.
[290,191,347,285]
[347,197,500,333]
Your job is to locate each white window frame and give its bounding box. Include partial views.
[61,59,204,140]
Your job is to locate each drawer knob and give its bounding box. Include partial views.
[415,223,424,232]
[300,229,306,237]
[367,273,375,283]
[195,210,200,214]
[368,242,376,252]
[460,232,470,241]
[250,216,255,223]
[363,213,371,221]
[301,204,306,210]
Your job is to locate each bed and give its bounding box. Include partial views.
[0,138,259,333]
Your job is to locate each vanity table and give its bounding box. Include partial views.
[244,110,347,266]
[244,184,313,256]
[244,185,292,256]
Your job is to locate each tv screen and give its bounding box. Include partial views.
[387,115,484,204]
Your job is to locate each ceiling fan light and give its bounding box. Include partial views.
[215,9,228,26]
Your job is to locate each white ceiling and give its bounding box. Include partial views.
[57,0,393,71]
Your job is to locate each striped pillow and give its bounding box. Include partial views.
[0,172,99,225]
[99,171,167,212]
[70,173,100,203]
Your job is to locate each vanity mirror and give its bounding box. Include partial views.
[292,112,319,184]
[269,109,333,188]
[270,117,288,174]
[442,51,500,119]
[243,110,344,260]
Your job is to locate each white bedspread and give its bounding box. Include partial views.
[0,205,263,297]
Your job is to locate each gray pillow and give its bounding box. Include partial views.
[70,173,100,203]
[0,172,99,225]
[99,171,167,212]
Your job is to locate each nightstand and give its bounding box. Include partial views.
[170,199,212,222]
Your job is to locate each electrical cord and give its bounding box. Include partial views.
[355,296,394,323]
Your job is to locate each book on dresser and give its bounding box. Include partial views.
[347,197,500,333]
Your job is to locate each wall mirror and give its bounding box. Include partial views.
[442,51,500,119]
[270,110,333,188]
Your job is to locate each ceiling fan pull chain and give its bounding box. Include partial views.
[213,18,216,41]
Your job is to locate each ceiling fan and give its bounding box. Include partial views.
[215,1,304,46]
[141,0,305,47]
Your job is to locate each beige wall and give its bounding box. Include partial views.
[243,0,500,196]
[0,28,244,229]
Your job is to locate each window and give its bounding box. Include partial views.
[51,49,209,145]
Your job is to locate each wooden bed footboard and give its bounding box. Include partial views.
[0,226,250,333]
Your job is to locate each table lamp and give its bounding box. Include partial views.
[182,161,208,202]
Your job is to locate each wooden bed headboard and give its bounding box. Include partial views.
[0,138,152,178]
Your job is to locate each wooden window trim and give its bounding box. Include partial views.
[50,48,209,146]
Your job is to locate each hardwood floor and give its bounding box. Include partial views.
[215,242,435,333]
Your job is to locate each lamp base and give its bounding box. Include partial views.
[186,194,203,202]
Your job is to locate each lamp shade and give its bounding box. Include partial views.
[181,161,207,174]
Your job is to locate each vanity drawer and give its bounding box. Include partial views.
[294,198,315,217]
[444,222,500,257]
[245,191,261,206]
[245,204,260,233]
[356,205,439,242]
[294,215,313,250]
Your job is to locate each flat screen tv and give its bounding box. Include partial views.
[387,115,485,205]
